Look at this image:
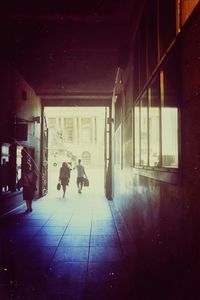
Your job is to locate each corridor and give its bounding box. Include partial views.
[0,186,135,299]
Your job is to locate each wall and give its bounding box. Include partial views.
[180,6,200,285]
[112,4,200,299]
[14,70,42,194]
[0,61,42,210]
[0,62,14,142]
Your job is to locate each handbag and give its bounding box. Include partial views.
[57,182,61,190]
[16,178,23,190]
[83,177,89,187]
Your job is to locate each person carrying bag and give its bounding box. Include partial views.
[18,163,37,213]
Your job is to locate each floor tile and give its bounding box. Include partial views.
[45,219,70,226]
[91,227,118,235]
[48,261,87,283]
[22,246,57,263]
[31,235,62,246]
[64,226,91,235]
[0,192,134,299]
[89,246,124,262]
[90,235,120,247]
[37,226,67,235]
[15,217,48,226]
[60,235,90,247]
[83,282,132,300]
[54,246,89,262]
[8,226,42,236]
[87,262,127,284]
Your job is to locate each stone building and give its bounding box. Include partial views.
[45,107,105,168]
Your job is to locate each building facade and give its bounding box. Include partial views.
[45,107,105,168]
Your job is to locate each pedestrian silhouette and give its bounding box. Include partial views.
[73,159,87,194]
[18,163,37,213]
[59,162,71,198]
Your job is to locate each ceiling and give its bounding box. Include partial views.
[0,1,136,100]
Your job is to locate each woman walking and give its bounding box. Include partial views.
[59,162,71,198]
[19,163,37,213]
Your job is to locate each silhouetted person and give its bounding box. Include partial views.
[20,163,37,212]
[59,162,71,198]
[73,159,87,193]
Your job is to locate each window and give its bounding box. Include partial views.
[81,118,92,143]
[133,36,140,101]
[180,0,199,26]
[0,144,10,192]
[82,151,91,165]
[115,127,122,166]
[138,13,147,90]
[159,0,176,57]
[149,78,160,167]
[134,102,140,165]
[124,113,133,167]
[64,118,73,143]
[161,104,178,167]
[147,0,158,76]
[115,95,122,130]
[48,118,56,128]
[140,92,148,166]
[134,49,179,169]
[16,146,23,181]
[161,50,179,168]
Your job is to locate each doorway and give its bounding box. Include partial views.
[43,106,112,198]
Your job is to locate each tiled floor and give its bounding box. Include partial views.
[0,187,135,300]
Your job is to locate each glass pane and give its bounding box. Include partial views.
[181,0,199,26]
[1,144,10,193]
[161,52,179,168]
[16,146,23,181]
[82,128,90,142]
[106,128,110,160]
[162,108,178,167]
[81,118,92,142]
[115,94,122,130]
[133,38,140,100]
[159,0,176,56]
[115,127,121,166]
[134,103,140,165]
[139,14,147,90]
[147,0,158,75]
[149,79,160,167]
[140,93,148,166]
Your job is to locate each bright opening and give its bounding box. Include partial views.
[44,106,106,197]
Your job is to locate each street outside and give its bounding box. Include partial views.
[48,164,105,198]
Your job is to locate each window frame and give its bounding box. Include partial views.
[134,70,179,171]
